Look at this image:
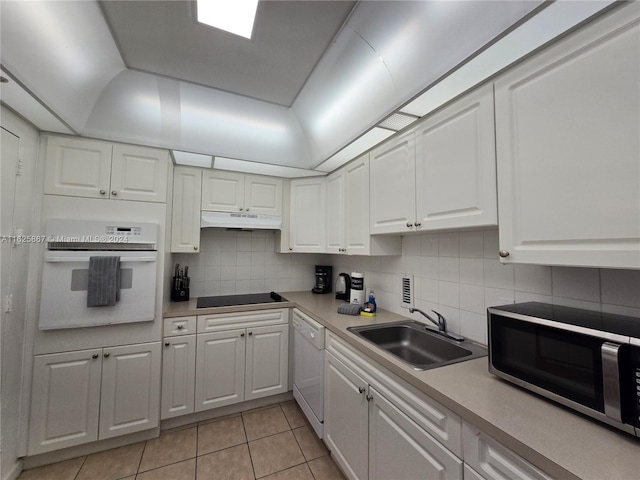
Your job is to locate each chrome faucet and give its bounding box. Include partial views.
[409,308,465,341]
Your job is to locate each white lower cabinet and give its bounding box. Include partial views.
[29,342,161,455]
[462,423,552,480]
[162,309,289,419]
[161,335,197,419]
[324,332,463,480]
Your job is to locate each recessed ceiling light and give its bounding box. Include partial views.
[196,0,259,39]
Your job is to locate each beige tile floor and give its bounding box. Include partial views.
[18,401,346,480]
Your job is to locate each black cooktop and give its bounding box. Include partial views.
[196,292,286,308]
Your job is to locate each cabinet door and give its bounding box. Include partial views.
[344,154,370,255]
[110,144,169,202]
[161,335,196,420]
[462,423,552,480]
[28,349,102,455]
[370,131,416,234]
[202,170,245,212]
[494,6,640,268]
[99,342,161,440]
[245,324,289,401]
[170,166,202,253]
[195,329,246,411]
[289,178,326,253]
[324,351,369,480]
[415,84,497,231]
[369,386,462,480]
[245,174,283,215]
[43,136,112,199]
[326,169,345,254]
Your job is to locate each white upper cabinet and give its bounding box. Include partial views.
[370,131,417,235]
[289,177,326,253]
[415,84,497,231]
[44,135,169,203]
[171,166,202,253]
[328,154,401,255]
[202,170,282,215]
[371,84,498,236]
[494,4,640,269]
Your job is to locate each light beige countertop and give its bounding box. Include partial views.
[165,291,640,480]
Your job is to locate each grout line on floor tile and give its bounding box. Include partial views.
[73,455,88,480]
[135,441,148,474]
[240,411,257,479]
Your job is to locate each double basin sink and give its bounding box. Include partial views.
[347,320,487,370]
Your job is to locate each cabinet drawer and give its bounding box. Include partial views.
[462,422,552,480]
[197,308,288,333]
[326,331,463,457]
[164,316,197,336]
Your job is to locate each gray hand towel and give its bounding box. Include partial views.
[87,256,121,307]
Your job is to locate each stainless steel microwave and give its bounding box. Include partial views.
[488,302,640,437]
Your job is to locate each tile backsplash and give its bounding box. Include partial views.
[173,228,640,345]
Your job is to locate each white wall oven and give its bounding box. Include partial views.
[39,219,158,329]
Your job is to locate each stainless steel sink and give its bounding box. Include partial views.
[347,320,487,370]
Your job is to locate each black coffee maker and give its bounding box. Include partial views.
[312,265,332,294]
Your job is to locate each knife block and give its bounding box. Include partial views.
[171,277,190,302]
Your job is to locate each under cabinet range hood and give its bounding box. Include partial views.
[201,211,282,230]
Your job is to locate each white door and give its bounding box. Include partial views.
[28,349,102,455]
[369,386,463,480]
[370,131,416,234]
[415,84,497,231]
[326,169,345,254]
[344,154,370,255]
[202,170,245,212]
[245,324,289,401]
[195,329,246,411]
[171,166,202,253]
[494,6,640,268]
[244,174,283,215]
[43,135,112,199]
[289,178,326,253]
[161,335,196,420]
[110,144,169,203]
[324,352,369,480]
[99,342,161,440]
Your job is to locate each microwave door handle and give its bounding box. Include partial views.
[45,256,156,263]
[602,342,622,423]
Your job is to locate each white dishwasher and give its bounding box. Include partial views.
[292,308,325,438]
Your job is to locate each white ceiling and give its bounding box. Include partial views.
[99,0,356,107]
[0,1,617,174]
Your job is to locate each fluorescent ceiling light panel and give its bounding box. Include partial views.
[172,150,213,168]
[400,0,615,117]
[197,0,259,39]
[214,157,325,178]
[315,128,394,173]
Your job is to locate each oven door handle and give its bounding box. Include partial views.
[602,342,622,423]
[44,256,156,263]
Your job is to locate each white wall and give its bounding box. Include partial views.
[172,229,324,297]
[327,228,640,345]
[0,106,41,480]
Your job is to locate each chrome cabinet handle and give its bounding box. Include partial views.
[240,333,245,337]
[92,353,99,359]
[358,387,365,394]
[239,208,244,211]
[193,246,198,251]
[246,208,250,212]
[165,341,170,347]
[177,324,184,330]
[406,222,414,228]
[99,189,106,195]
[415,221,421,227]
[111,190,117,196]
[366,394,373,402]
[248,331,253,336]
[104,352,110,358]
[499,249,510,258]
